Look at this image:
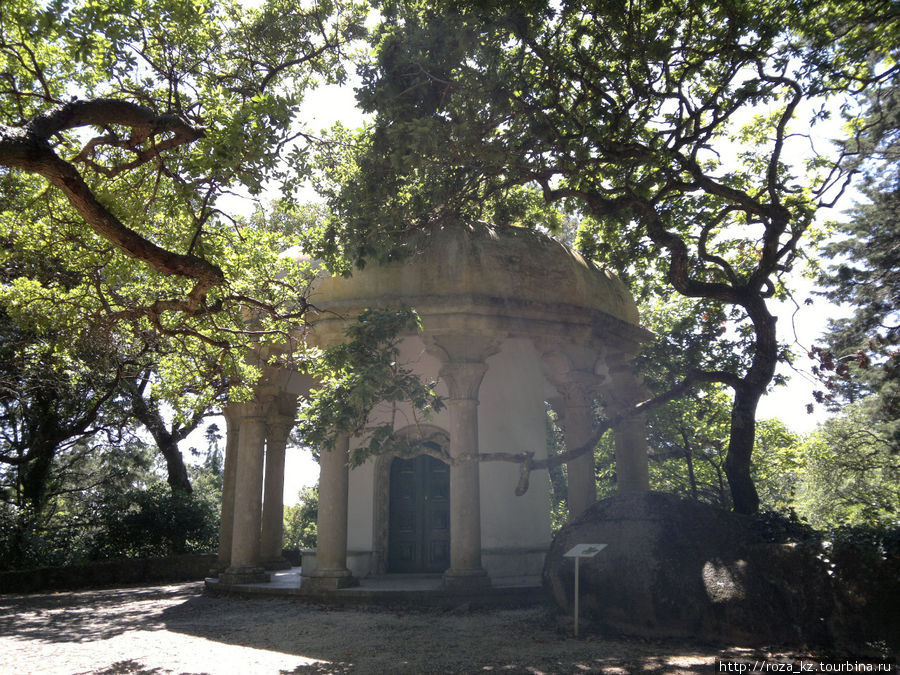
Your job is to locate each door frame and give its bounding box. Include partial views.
[371,425,450,575]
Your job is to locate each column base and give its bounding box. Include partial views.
[442,568,491,591]
[301,568,358,592]
[261,557,293,571]
[219,565,269,585]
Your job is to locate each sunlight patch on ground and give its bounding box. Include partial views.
[2,630,329,675]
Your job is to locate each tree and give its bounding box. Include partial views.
[792,400,899,529]
[120,370,219,494]
[815,83,899,451]
[0,308,127,512]
[0,0,364,400]
[311,0,897,512]
[645,388,734,508]
[283,484,318,550]
[0,0,368,521]
[0,426,154,568]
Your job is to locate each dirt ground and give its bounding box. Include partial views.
[0,581,880,674]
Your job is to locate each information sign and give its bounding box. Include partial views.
[564,543,608,637]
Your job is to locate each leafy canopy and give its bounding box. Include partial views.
[0,0,366,409]
[309,0,898,513]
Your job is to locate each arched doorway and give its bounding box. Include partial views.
[388,451,450,574]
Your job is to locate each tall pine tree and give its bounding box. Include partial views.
[818,83,899,450]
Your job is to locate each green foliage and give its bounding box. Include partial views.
[815,82,899,451]
[0,429,224,569]
[90,481,219,558]
[544,405,569,534]
[0,435,154,569]
[315,0,898,513]
[283,484,318,550]
[0,0,365,410]
[644,388,734,508]
[750,420,806,513]
[297,306,444,466]
[0,307,129,508]
[792,400,899,530]
[628,390,897,534]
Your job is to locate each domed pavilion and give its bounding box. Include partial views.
[215,220,652,591]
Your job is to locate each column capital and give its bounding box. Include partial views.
[234,403,266,420]
[424,333,501,401]
[424,333,502,364]
[542,351,604,412]
[266,414,295,444]
[603,354,650,409]
[222,403,242,426]
[440,361,489,401]
[227,393,275,422]
[553,371,603,411]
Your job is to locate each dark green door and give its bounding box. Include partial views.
[388,454,450,573]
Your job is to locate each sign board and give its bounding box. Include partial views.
[564,543,608,638]
[564,543,607,558]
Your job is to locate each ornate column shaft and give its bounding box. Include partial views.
[428,334,500,590]
[302,433,356,591]
[540,347,604,521]
[221,401,268,585]
[606,358,651,493]
[260,414,294,569]
[216,406,240,571]
[557,382,597,520]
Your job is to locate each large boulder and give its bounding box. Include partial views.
[544,492,834,645]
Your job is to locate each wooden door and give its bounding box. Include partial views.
[388,454,450,573]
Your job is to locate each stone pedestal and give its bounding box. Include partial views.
[300,569,358,591]
[218,566,269,585]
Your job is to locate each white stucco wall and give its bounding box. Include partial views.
[478,338,552,551]
[347,460,375,551]
[344,334,552,578]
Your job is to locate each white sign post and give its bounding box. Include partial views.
[563,543,607,638]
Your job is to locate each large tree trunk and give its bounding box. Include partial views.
[725,386,762,514]
[158,436,193,495]
[684,451,699,502]
[19,441,55,511]
[123,380,193,494]
[725,298,778,514]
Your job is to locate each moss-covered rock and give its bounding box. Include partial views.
[543,492,834,645]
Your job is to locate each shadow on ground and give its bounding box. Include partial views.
[0,583,199,643]
[0,582,857,674]
[154,591,823,674]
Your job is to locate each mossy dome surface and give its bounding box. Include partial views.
[305,221,640,329]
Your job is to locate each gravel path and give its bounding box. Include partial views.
[0,581,828,674]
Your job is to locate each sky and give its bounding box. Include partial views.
[203,79,856,505]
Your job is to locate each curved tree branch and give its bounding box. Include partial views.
[0,99,224,309]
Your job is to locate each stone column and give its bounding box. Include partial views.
[220,401,269,585]
[260,414,294,570]
[606,358,650,493]
[302,433,356,591]
[557,376,598,520]
[216,406,240,572]
[540,347,604,521]
[428,334,500,590]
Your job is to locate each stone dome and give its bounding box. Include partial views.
[306,221,640,334]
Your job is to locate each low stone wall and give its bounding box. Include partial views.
[0,553,217,594]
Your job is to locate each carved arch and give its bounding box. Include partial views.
[371,424,450,574]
